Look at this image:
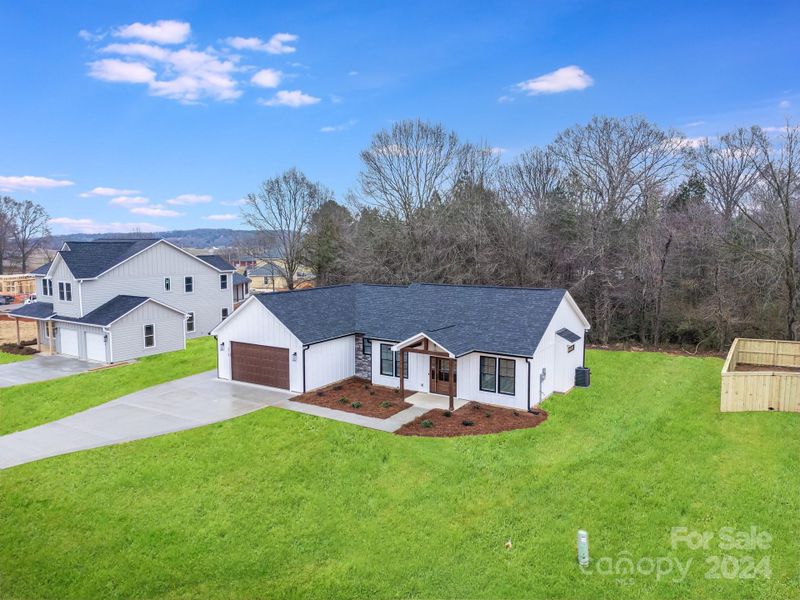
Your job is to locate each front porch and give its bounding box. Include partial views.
[392,332,459,410]
[406,392,468,411]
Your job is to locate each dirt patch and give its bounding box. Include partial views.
[0,318,37,345]
[396,401,548,437]
[735,363,800,373]
[0,343,38,355]
[291,377,414,418]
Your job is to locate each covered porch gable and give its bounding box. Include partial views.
[391,332,457,410]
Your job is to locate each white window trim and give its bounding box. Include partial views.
[164,277,172,292]
[186,311,195,332]
[143,324,156,348]
[220,273,228,290]
[221,307,229,320]
[58,281,73,302]
[184,276,194,294]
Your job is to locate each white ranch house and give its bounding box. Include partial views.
[212,283,590,410]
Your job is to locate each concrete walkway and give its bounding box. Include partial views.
[0,371,293,469]
[276,398,431,432]
[0,355,97,387]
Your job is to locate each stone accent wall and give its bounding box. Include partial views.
[354,333,372,379]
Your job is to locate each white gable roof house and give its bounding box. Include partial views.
[212,283,591,411]
[10,239,236,364]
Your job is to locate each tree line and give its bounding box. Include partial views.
[242,116,800,349]
[0,197,50,274]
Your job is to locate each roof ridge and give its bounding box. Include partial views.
[409,282,566,292]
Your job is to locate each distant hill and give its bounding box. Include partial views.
[46,228,267,250]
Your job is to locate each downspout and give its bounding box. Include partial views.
[526,358,532,412]
[302,344,309,393]
[213,335,219,379]
[583,329,588,367]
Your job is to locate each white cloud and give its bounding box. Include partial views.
[80,186,141,197]
[490,147,508,155]
[260,90,320,108]
[516,65,594,95]
[0,175,75,192]
[130,205,182,217]
[78,29,104,42]
[90,42,241,103]
[320,119,356,133]
[225,33,298,54]
[49,217,165,234]
[109,195,149,206]
[203,213,238,221]
[251,68,283,88]
[672,136,711,149]
[166,193,213,205]
[497,95,515,104]
[779,100,791,109]
[114,20,191,45]
[89,59,156,83]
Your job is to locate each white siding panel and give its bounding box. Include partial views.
[80,241,233,338]
[49,256,80,317]
[109,301,185,362]
[215,300,304,392]
[369,339,429,392]
[305,335,355,391]
[457,353,529,410]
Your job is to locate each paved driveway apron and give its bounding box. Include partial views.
[0,355,96,387]
[0,371,293,469]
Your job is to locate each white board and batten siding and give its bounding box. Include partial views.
[108,301,185,363]
[80,241,233,338]
[305,335,356,391]
[456,353,530,410]
[47,255,81,318]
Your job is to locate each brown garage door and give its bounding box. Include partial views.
[231,342,290,389]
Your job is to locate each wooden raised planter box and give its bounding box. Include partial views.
[721,338,800,412]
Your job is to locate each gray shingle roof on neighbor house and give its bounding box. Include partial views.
[54,295,185,327]
[232,272,250,286]
[58,239,161,279]
[10,301,55,319]
[196,255,236,271]
[556,328,581,343]
[31,261,53,276]
[255,283,572,357]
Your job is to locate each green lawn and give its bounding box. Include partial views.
[0,351,32,365]
[1,350,798,599]
[0,337,216,435]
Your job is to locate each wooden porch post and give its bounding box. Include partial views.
[48,320,54,355]
[399,348,405,396]
[448,357,454,411]
[15,319,20,346]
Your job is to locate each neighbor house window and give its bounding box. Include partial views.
[184,276,193,293]
[164,277,171,292]
[498,358,516,395]
[393,349,409,379]
[221,307,229,320]
[363,338,372,356]
[220,274,228,290]
[479,356,497,392]
[144,324,155,348]
[58,282,72,302]
[186,312,195,332]
[42,278,53,296]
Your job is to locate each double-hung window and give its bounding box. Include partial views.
[42,278,53,296]
[184,276,193,293]
[58,282,72,302]
[479,356,497,392]
[220,274,228,290]
[498,359,516,395]
[362,337,372,356]
[221,307,229,320]
[144,324,155,348]
[186,312,195,332]
[479,356,516,395]
[380,343,408,378]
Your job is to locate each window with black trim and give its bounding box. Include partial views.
[394,349,409,379]
[184,276,193,293]
[58,282,72,301]
[144,324,155,348]
[498,358,516,395]
[380,344,393,376]
[363,337,372,356]
[186,312,195,332]
[479,356,497,392]
[220,274,228,290]
[164,277,171,292]
[221,307,229,319]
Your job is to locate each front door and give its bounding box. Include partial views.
[429,357,456,395]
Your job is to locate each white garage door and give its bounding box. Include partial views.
[59,329,79,357]
[86,332,106,362]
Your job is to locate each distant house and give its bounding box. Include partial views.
[212,283,590,410]
[247,262,314,293]
[10,239,236,363]
[233,255,259,269]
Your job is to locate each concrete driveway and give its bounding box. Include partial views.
[0,355,96,388]
[0,370,293,469]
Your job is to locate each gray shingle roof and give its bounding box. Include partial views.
[31,261,52,276]
[10,302,55,319]
[59,239,160,279]
[556,328,580,343]
[248,263,283,277]
[255,283,569,357]
[232,272,250,286]
[196,255,235,271]
[54,295,184,327]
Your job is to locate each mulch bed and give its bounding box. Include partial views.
[396,401,548,437]
[0,343,38,356]
[291,377,414,418]
[735,363,800,373]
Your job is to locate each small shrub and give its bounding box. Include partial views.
[394,387,400,394]
[351,401,362,409]
[338,397,349,404]
[485,412,492,418]
[472,403,481,410]
[334,385,343,391]
[531,410,541,416]
[316,391,326,397]
[421,419,434,428]
[513,411,519,417]
[369,391,376,396]
[443,410,452,417]
[363,383,370,389]
[379,401,392,408]
[462,419,475,427]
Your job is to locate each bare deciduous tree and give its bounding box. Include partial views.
[9,199,50,272]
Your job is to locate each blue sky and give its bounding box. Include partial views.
[1,0,797,234]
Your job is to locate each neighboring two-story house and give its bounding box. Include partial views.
[10,239,236,363]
